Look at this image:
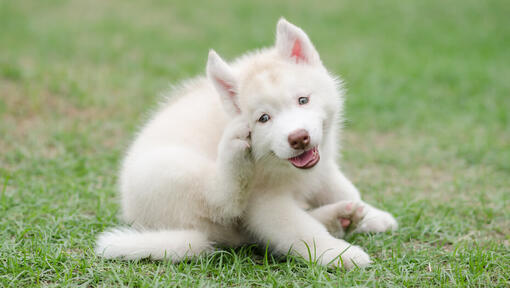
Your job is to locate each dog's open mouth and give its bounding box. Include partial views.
[288,146,320,169]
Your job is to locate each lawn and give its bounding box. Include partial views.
[1,0,509,286]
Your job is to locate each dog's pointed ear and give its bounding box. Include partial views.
[207,50,241,116]
[275,18,321,65]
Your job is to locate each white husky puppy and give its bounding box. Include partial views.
[96,18,397,270]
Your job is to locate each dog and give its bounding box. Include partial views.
[96,18,398,270]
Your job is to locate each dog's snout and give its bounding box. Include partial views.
[288,129,310,150]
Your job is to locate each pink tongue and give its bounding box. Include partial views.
[289,148,315,167]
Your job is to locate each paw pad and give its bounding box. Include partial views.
[340,218,351,228]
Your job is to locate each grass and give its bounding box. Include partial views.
[1,0,509,286]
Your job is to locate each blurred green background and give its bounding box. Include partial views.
[1,0,508,286]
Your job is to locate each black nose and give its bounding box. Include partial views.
[288,129,310,150]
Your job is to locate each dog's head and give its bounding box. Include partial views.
[207,18,343,170]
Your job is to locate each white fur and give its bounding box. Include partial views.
[95,229,212,260]
[96,18,397,270]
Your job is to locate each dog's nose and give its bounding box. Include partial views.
[288,129,310,150]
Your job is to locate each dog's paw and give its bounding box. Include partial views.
[323,200,367,238]
[335,201,367,230]
[355,208,398,234]
[337,245,372,270]
[219,116,252,161]
[317,240,371,270]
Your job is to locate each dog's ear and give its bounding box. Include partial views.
[275,18,321,65]
[207,50,241,116]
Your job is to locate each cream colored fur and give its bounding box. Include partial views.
[96,18,398,270]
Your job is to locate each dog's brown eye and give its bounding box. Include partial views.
[258,114,270,123]
[298,96,309,105]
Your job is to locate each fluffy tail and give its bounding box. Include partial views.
[95,228,213,261]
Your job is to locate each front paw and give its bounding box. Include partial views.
[337,245,371,270]
[218,116,252,163]
[317,240,371,270]
[355,208,398,233]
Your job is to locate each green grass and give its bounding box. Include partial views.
[1,0,509,286]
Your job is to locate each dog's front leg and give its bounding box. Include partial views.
[206,116,254,220]
[245,192,370,270]
[317,161,398,234]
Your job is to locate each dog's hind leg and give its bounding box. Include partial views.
[119,145,218,228]
[308,200,366,238]
[316,161,398,234]
[97,146,223,261]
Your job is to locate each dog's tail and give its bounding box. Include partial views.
[95,228,213,261]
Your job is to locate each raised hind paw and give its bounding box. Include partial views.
[310,200,367,238]
[354,206,398,234]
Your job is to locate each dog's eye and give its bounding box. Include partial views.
[258,114,270,123]
[298,96,309,105]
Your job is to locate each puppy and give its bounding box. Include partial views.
[96,18,397,270]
